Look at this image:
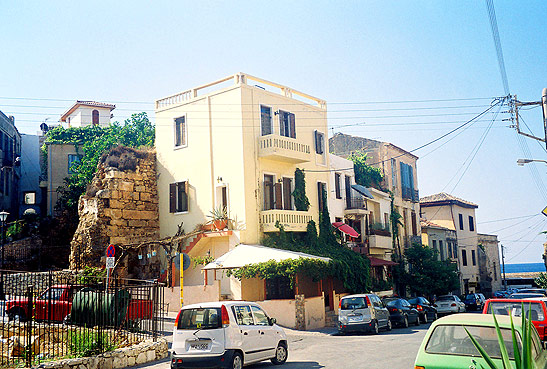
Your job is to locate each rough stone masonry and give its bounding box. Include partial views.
[70,146,160,279]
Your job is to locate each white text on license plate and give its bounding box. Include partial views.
[349,316,362,322]
[190,343,209,350]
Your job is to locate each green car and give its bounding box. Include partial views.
[414,313,547,369]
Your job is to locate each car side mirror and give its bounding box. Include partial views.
[268,317,277,326]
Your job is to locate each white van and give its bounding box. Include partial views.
[171,301,288,369]
[338,293,391,334]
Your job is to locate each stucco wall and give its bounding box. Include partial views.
[183,280,221,306]
[241,277,265,301]
[258,299,297,329]
[304,295,325,330]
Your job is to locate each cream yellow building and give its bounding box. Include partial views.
[155,73,333,302]
[420,192,481,294]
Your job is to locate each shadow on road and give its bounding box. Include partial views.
[250,361,324,368]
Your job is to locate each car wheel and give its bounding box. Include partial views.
[415,315,420,326]
[387,319,392,331]
[403,316,409,328]
[422,314,428,324]
[231,352,243,369]
[271,342,288,365]
[371,320,379,335]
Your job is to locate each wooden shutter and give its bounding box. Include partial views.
[335,173,341,199]
[289,113,296,138]
[169,183,176,213]
[184,181,189,211]
[283,177,292,210]
[317,182,324,211]
[274,182,283,210]
[314,131,319,153]
[279,112,285,136]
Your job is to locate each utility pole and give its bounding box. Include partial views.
[501,244,507,291]
[511,89,547,149]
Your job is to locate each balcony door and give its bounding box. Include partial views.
[345,176,352,208]
[282,177,293,210]
[264,175,275,210]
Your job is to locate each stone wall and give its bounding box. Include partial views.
[70,147,160,280]
[35,338,168,369]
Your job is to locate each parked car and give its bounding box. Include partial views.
[434,295,465,315]
[462,293,486,311]
[383,297,420,328]
[338,293,391,334]
[518,288,547,296]
[483,298,547,341]
[493,290,510,298]
[407,297,438,323]
[5,284,154,323]
[414,313,547,369]
[171,301,288,369]
[509,292,545,299]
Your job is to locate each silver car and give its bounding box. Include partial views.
[434,295,466,315]
[338,293,391,334]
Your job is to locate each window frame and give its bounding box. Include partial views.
[317,181,327,212]
[174,115,188,149]
[263,173,276,211]
[334,173,342,199]
[92,109,99,126]
[314,130,325,154]
[472,249,476,266]
[23,191,36,205]
[67,154,82,175]
[468,215,475,232]
[459,213,464,230]
[260,105,273,136]
[462,249,468,266]
[169,181,189,214]
[278,110,296,138]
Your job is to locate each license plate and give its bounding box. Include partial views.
[348,315,362,322]
[190,342,210,350]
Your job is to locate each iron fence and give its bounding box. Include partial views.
[0,270,165,367]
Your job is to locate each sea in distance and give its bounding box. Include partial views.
[504,262,545,274]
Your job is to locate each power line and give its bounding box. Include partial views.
[478,214,540,224]
[486,0,510,95]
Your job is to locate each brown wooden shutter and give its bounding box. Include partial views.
[169,183,176,213]
[283,177,292,210]
[289,113,296,138]
[317,182,323,211]
[279,112,285,136]
[274,182,283,210]
[184,181,189,211]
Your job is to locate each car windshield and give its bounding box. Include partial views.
[407,298,418,304]
[465,294,476,300]
[486,301,544,321]
[341,297,367,310]
[177,308,221,330]
[437,296,455,301]
[425,324,522,360]
[385,299,399,307]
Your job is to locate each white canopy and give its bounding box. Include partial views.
[202,244,331,270]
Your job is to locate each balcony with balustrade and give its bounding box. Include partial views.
[260,209,313,232]
[344,197,369,216]
[258,134,311,164]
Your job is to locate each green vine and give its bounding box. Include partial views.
[348,150,385,191]
[292,168,310,211]
[191,255,215,268]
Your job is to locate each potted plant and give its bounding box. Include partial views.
[207,206,228,230]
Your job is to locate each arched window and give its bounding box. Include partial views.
[92,110,99,125]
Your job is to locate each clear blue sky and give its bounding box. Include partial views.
[1,1,546,264]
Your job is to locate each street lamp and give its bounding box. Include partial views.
[0,211,9,301]
[517,158,547,166]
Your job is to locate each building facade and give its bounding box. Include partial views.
[155,73,334,303]
[60,101,116,128]
[478,233,502,296]
[0,111,21,219]
[329,133,421,251]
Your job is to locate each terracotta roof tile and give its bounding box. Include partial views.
[420,192,478,208]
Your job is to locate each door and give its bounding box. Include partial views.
[233,305,262,363]
[250,305,277,359]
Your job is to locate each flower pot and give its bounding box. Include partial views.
[213,220,228,230]
[201,223,215,231]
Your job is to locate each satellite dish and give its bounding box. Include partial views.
[182,253,191,271]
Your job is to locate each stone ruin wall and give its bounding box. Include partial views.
[70,148,161,280]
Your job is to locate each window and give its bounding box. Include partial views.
[468,215,475,232]
[68,154,82,175]
[345,175,352,208]
[391,158,397,189]
[472,250,476,266]
[317,182,326,212]
[174,116,187,147]
[260,105,272,136]
[459,214,464,230]
[334,173,341,199]
[411,211,417,235]
[447,242,452,259]
[314,130,325,154]
[384,213,389,228]
[282,177,293,210]
[439,240,444,260]
[92,110,99,125]
[169,181,188,213]
[453,243,458,259]
[177,308,221,330]
[24,192,36,205]
[399,162,414,200]
[279,111,295,138]
[462,249,468,266]
[432,240,437,251]
[232,305,255,325]
[263,175,275,210]
[265,276,293,300]
[250,306,269,326]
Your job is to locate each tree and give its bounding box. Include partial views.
[47,112,155,217]
[402,244,460,297]
[347,150,384,190]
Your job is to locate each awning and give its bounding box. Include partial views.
[369,257,398,267]
[351,184,374,199]
[202,244,331,270]
[332,222,360,238]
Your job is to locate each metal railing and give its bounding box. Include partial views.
[0,270,165,367]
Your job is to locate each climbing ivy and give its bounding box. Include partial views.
[348,150,385,191]
[292,168,310,211]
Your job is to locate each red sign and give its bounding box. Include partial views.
[106,244,115,258]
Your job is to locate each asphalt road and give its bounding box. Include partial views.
[136,320,430,369]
